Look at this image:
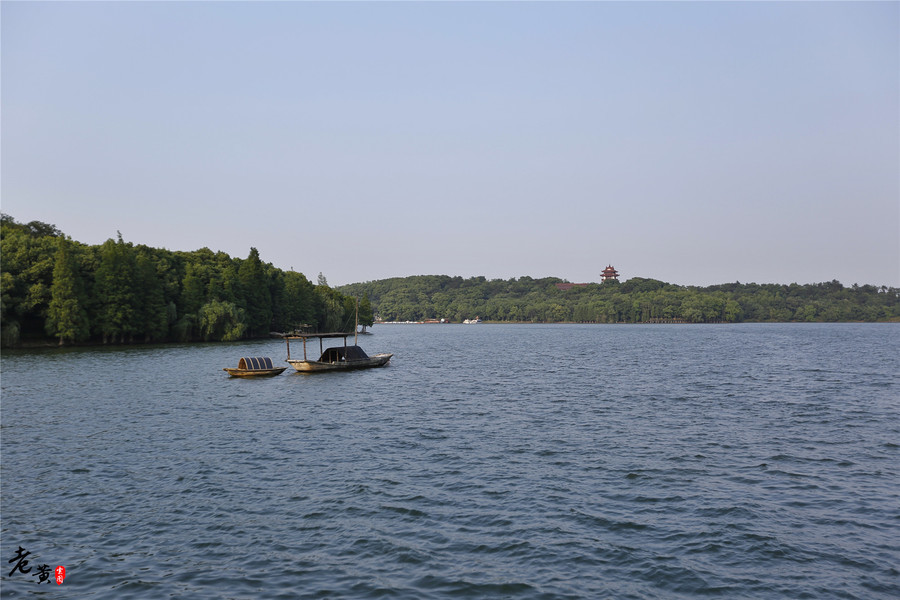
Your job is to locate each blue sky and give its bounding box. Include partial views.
[2,1,898,287]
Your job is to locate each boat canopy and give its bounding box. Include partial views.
[318,345,370,362]
[237,357,275,370]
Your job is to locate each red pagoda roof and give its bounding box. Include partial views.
[601,265,619,280]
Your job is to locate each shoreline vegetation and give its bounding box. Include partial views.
[341,275,899,327]
[1,215,373,348]
[2,214,898,348]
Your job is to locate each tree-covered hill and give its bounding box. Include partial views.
[339,274,900,324]
[0,214,372,346]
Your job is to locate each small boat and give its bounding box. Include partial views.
[463,317,482,324]
[284,298,392,373]
[283,332,392,373]
[223,356,286,377]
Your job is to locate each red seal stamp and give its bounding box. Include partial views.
[54,565,65,585]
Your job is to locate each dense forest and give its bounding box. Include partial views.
[0,215,373,347]
[339,274,900,324]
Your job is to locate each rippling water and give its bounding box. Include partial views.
[2,324,898,598]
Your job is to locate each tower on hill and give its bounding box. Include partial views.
[601,265,619,282]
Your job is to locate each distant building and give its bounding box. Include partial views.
[555,265,620,290]
[601,265,619,282]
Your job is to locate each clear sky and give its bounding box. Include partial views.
[2,1,898,287]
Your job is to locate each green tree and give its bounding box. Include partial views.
[0,270,20,346]
[93,234,138,343]
[134,250,169,341]
[723,299,742,322]
[276,271,316,331]
[46,237,90,344]
[237,247,272,337]
[180,262,206,317]
[358,293,375,329]
[199,299,246,341]
[680,294,705,323]
[0,217,58,340]
[315,284,349,332]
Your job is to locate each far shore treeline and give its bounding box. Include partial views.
[338,276,900,325]
[2,215,898,347]
[0,215,374,347]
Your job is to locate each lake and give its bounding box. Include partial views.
[1,323,898,598]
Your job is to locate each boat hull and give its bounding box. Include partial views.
[223,367,286,377]
[287,353,392,373]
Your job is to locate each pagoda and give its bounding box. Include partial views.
[601,265,619,282]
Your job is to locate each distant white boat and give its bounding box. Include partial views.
[463,317,482,324]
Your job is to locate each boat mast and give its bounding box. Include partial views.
[355,297,359,345]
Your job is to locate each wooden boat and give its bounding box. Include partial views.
[223,356,286,377]
[283,332,392,373]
